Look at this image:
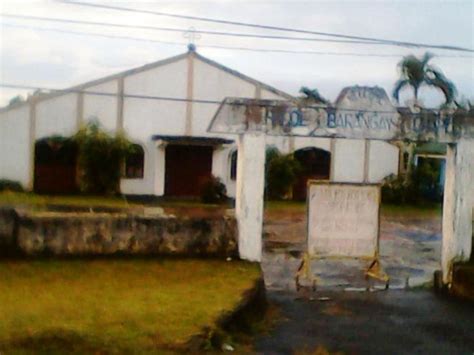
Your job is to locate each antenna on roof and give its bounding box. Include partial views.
[183,27,201,51]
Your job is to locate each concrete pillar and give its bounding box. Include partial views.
[184,51,195,136]
[236,132,266,262]
[116,77,124,133]
[363,139,371,183]
[329,138,336,182]
[153,140,167,196]
[27,99,37,191]
[442,139,474,284]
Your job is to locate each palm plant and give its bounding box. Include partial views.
[299,86,328,105]
[393,52,456,105]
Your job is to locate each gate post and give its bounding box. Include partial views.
[235,132,266,262]
[442,139,474,284]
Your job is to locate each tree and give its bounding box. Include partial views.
[74,121,132,194]
[393,52,456,105]
[8,95,24,107]
[299,86,329,105]
[265,147,302,200]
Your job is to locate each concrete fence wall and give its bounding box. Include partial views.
[0,208,237,257]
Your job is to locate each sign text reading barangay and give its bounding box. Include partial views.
[209,97,473,143]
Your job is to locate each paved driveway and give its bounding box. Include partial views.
[255,290,474,355]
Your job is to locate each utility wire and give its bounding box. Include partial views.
[58,0,474,52]
[2,23,472,59]
[0,83,223,105]
[0,13,393,46]
[0,83,441,114]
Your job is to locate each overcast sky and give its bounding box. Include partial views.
[0,0,473,108]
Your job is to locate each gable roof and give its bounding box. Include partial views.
[1,49,293,113]
[193,51,294,100]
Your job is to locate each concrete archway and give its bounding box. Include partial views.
[293,147,331,200]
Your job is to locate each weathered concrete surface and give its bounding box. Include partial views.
[236,132,266,262]
[209,94,474,142]
[254,290,474,354]
[442,139,474,283]
[0,208,237,257]
[307,183,380,258]
[263,209,442,291]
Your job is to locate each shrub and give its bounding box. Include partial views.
[0,179,24,192]
[265,147,302,200]
[200,176,228,204]
[74,121,132,195]
[382,159,443,205]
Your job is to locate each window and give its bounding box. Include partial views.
[230,150,238,180]
[125,144,144,178]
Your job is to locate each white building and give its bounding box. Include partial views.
[0,47,399,198]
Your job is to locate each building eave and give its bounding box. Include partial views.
[0,51,190,114]
[152,135,234,146]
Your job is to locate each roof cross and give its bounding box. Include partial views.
[183,27,201,51]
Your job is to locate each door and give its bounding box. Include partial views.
[34,139,78,194]
[164,145,213,197]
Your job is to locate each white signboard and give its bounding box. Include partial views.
[307,182,381,258]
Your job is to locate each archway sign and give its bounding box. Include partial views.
[208,88,474,285]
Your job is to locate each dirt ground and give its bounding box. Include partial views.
[262,206,442,291]
[153,202,442,291]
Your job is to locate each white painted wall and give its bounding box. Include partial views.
[368,141,399,182]
[36,93,77,139]
[120,141,164,195]
[292,137,331,153]
[83,80,118,132]
[442,140,474,283]
[192,58,256,136]
[333,139,366,182]
[0,106,30,188]
[261,89,288,101]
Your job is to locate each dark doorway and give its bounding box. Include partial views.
[34,138,78,194]
[293,147,331,200]
[165,145,213,197]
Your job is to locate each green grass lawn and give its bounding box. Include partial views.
[0,259,261,354]
[0,191,131,209]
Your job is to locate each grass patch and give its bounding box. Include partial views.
[0,259,261,353]
[0,191,131,209]
[381,203,442,217]
[265,200,305,211]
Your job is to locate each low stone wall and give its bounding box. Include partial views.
[0,208,237,257]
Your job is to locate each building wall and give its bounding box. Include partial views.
[0,106,30,187]
[83,80,118,132]
[121,58,189,195]
[333,139,366,182]
[36,93,77,139]
[0,52,399,195]
[368,141,399,182]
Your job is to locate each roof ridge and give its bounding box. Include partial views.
[1,49,294,114]
[0,51,189,113]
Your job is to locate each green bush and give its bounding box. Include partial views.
[265,147,302,200]
[382,159,443,205]
[74,121,132,194]
[0,179,24,192]
[200,175,228,204]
